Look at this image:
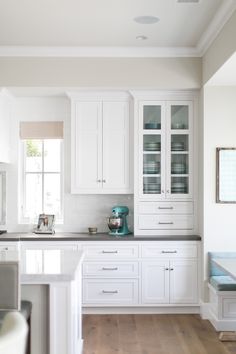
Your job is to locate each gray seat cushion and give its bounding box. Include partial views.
[0,300,32,323]
[210,275,236,291]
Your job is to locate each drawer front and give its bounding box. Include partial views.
[83,262,139,277]
[139,202,193,215]
[81,244,139,260]
[141,244,197,258]
[83,279,139,305]
[0,244,19,261]
[138,215,194,230]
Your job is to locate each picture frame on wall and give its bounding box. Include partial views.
[34,214,55,234]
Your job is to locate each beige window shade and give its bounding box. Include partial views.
[20,122,63,139]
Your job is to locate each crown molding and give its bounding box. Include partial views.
[0,1,234,59]
[197,0,236,56]
[0,45,200,58]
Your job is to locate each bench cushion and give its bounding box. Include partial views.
[210,275,236,291]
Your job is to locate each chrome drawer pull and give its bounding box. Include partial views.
[102,290,118,294]
[102,250,118,254]
[158,207,173,210]
[102,267,118,271]
[161,250,177,254]
[158,222,174,225]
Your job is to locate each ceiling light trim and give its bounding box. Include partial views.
[0,45,200,58]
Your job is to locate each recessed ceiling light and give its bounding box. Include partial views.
[136,35,148,40]
[134,16,159,24]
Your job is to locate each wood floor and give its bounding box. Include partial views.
[83,314,236,354]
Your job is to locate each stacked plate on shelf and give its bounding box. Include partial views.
[144,142,161,151]
[143,161,160,174]
[144,122,161,129]
[171,162,186,174]
[171,142,185,151]
[143,183,161,194]
[171,182,187,193]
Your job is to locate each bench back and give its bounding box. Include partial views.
[208,252,236,277]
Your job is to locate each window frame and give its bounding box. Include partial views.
[20,139,64,224]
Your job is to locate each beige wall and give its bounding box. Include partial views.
[0,57,201,89]
[203,10,236,84]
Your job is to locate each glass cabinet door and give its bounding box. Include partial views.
[168,102,192,198]
[140,102,165,198]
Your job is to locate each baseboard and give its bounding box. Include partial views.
[199,300,211,320]
[82,306,200,315]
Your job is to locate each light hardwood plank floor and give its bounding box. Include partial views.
[83,314,236,354]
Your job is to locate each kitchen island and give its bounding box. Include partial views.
[21,249,84,354]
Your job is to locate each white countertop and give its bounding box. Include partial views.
[21,249,84,283]
[213,258,236,281]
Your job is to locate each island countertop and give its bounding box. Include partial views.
[21,249,84,283]
[0,232,201,242]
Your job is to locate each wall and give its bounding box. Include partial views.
[203,10,236,84]
[0,96,133,232]
[203,86,236,294]
[0,57,202,89]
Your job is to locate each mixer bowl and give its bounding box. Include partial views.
[107,216,123,231]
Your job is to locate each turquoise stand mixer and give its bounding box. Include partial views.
[107,206,131,236]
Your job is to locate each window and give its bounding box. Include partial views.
[21,139,63,222]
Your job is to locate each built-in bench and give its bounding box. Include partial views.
[208,252,236,331]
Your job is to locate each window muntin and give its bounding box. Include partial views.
[22,139,63,222]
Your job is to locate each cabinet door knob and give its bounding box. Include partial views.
[165,268,169,271]
[170,268,174,271]
[97,179,101,183]
[166,190,170,193]
[102,179,106,183]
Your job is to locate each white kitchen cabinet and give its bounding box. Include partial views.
[69,92,131,194]
[141,243,198,305]
[0,88,12,163]
[81,241,139,306]
[131,91,198,235]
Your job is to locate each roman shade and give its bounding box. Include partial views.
[20,122,63,139]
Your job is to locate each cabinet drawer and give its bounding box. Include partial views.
[138,215,193,230]
[141,244,197,258]
[83,279,138,305]
[83,262,139,277]
[139,202,193,215]
[0,244,19,261]
[81,244,139,260]
[0,244,18,252]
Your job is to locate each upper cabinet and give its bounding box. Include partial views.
[0,89,12,163]
[139,100,193,200]
[132,91,198,236]
[69,92,132,194]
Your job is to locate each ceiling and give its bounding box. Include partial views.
[0,0,235,57]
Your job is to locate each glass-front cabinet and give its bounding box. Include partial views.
[139,100,193,200]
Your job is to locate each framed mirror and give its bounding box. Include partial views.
[0,171,6,224]
[216,148,236,203]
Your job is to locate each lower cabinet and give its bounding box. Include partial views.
[81,240,199,307]
[142,259,198,304]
